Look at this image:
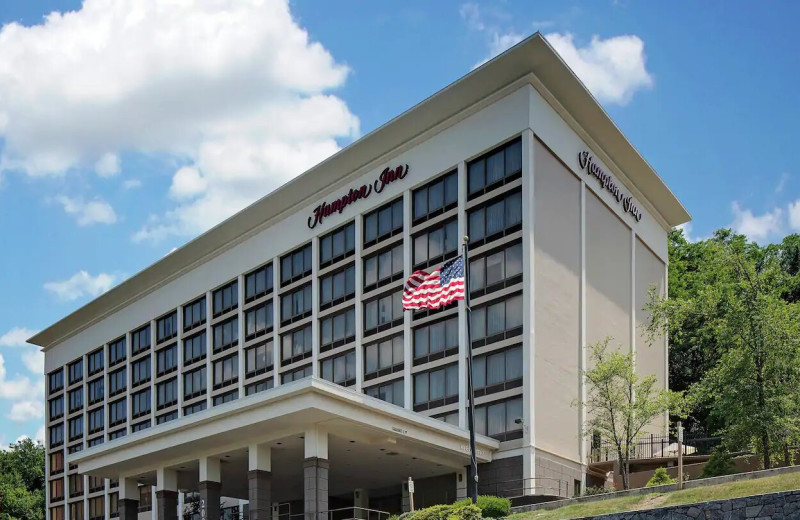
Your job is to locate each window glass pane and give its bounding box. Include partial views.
[429,227,443,259]
[487,402,505,436]
[487,301,505,336]
[320,236,332,262]
[364,257,377,287]
[487,352,505,385]
[365,345,378,374]
[506,192,522,227]
[378,206,392,236]
[429,370,444,401]
[507,294,523,329]
[505,140,522,174]
[414,234,426,266]
[473,356,486,389]
[429,181,443,212]
[429,322,445,353]
[365,214,377,243]
[332,232,345,258]
[469,210,484,241]
[445,365,458,396]
[414,328,427,358]
[486,150,504,185]
[507,398,523,431]
[346,224,355,252]
[506,243,523,278]
[471,307,486,341]
[392,336,404,366]
[445,319,458,348]
[413,189,427,220]
[392,201,403,230]
[414,374,427,404]
[444,220,458,253]
[468,159,484,194]
[321,319,332,346]
[486,200,505,236]
[506,346,523,381]
[379,340,392,369]
[470,258,485,290]
[475,407,487,436]
[378,251,391,281]
[445,173,458,205]
[486,251,505,286]
[392,245,403,274]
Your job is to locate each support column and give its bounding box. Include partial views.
[249,444,272,520]
[455,469,468,501]
[199,457,222,520]
[156,468,179,520]
[304,428,329,520]
[353,488,369,519]
[118,478,139,520]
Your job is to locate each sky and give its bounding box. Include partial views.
[0,0,798,445]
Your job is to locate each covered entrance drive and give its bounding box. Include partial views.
[70,379,499,519]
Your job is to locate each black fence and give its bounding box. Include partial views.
[589,434,722,463]
[479,477,570,499]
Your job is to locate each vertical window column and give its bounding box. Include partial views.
[149,319,157,424]
[125,330,133,436]
[457,159,468,429]
[205,291,213,409]
[237,274,246,397]
[353,217,365,392]
[271,257,281,388]
[176,305,184,415]
[402,189,413,410]
[310,239,320,378]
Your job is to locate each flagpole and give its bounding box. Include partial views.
[463,235,479,504]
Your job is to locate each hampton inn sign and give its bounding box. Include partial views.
[307,164,409,229]
[578,151,643,222]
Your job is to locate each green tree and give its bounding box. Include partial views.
[645,467,676,487]
[0,438,45,520]
[577,338,683,490]
[647,231,800,469]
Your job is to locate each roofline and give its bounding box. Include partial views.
[30,33,690,350]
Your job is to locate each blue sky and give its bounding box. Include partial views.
[0,0,797,444]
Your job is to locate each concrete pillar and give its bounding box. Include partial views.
[401,481,410,513]
[119,478,139,520]
[456,469,468,501]
[304,428,329,520]
[199,457,222,520]
[249,444,272,520]
[354,488,369,519]
[156,468,178,520]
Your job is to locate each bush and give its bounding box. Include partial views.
[583,485,615,496]
[646,467,676,487]
[476,496,511,518]
[406,502,481,520]
[700,448,736,478]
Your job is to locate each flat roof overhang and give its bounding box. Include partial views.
[70,378,500,479]
[31,33,690,352]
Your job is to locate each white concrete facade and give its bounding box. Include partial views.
[35,34,688,520]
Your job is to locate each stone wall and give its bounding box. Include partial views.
[575,490,800,519]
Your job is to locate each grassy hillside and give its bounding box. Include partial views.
[513,472,800,520]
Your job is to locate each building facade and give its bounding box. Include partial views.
[33,34,690,520]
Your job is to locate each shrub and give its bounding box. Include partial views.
[583,485,615,496]
[700,448,736,478]
[406,502,481,520]
[476,496,511,518]
[646,467,676,487]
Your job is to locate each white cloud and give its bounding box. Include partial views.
[775,172,790,194]
[21,350,44,375]
[8,400,43,422]
[461,3,525,68]
[35,425,45,443]
[789,199,800,232]
[56,195,117,226]
[169,166,206,200]
[676,222,695,242]
[544,32,654,105]
[730,201,783,242]
[0,353,43,401]
[44,270,119,301]
[0,0,358,241]
[122,178,142,189]
[94,152,120,177]
[0,327,38,347]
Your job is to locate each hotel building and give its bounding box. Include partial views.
[32,34,690,520]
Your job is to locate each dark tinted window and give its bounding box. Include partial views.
[469,241,523,297]
[213,316,239,353]
[413,363,459,411]
[213,280,238,316]
[183,297,206,331]
[413,218,458,270]
[245,263,273,302]
[467,190,522,247]
[280,284,312,325]
[320,350,356,387]
[363,199,403,247]
[68,359,83,385]
[320,221,355,268]
[319,265,355,309]
[245,341,273,378]
[131,324,151,355]
[183,332,207,365]
[364,334,404,380]
[363,290,404,336]
[319,307,355,352]
[467,138,522,199]
[87,349,104,376]
[363,243,404,292]
[245,302,273,340]
[413,170,458,223]
[281,325,313,364]
[157,312,178,343]
[364,379,404,407]
[108,337,126,366]
[280,244,312,286]
[413,315,459,365]
[156,344,177,376]
[470,293,523,347]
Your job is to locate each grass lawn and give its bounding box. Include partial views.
[512,471,800,520]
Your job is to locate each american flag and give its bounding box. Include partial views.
[402,257,466,310]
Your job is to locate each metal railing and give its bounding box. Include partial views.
[274,507,392,520]
[479,477,570,499]
[589,434,722,463]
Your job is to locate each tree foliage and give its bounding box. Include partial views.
[0,438,45,520]
[646,467,676,487]
[647,229,800,468]
[578,338,684,490]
